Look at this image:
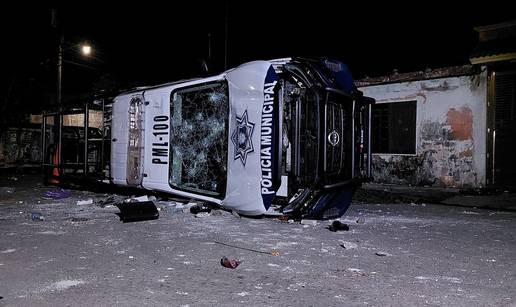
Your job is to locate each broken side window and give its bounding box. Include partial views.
[372,100,416,154]
[169,81,229,197]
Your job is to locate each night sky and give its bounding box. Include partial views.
[1,4,514,118]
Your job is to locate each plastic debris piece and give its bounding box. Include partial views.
[30,212,44,221]
[43,188,71,199]
[76,198,94,206]
[327,220,349,232]
[220,256,241,269]
[300,219,318,226]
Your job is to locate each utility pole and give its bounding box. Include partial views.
[224,0,228,70]
[208,33,212,61]
[52,8,63,107]
[51,9,63,176]
[57,34,63,107]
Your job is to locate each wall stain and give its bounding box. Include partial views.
[420,80,459,92]
[446,106,473,140]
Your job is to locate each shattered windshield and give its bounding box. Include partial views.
[169,81,229,197]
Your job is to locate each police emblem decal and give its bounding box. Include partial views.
[231,110,255,166]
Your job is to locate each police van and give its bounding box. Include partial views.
[110,57,374,219]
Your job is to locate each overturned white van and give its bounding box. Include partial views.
[110,57,374,219]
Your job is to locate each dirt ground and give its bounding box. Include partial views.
[1,174,515,306]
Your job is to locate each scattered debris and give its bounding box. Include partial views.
[356,217,365,224]
[156,200,185,213]
[214,241,279,256]
[43,188,71,199]
[76,198,94,206]
[347,268,367,276]
[97,195,125,208]
[210,210,221,216]
[190,203,211,214]
[327,220,349,232]
[71,217,89,222]
[375,251,391,257]
[115,201,159,223]
[195,212,211,218]
[288,219,294,224]
[220,256,241,269]
[277,215,290,221]
[30,212,44,221]
[126,195,149,202]
[0,187,15,194]
[339,241,357,250]
[210,210,233,217]
[300,219,318,226]
[181,201,198,213]
[8,176,18,181]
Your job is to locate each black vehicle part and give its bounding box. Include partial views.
[302,189,354,220]
[115,201,159,223]
[281,187,316,216]
[190,203,212,214]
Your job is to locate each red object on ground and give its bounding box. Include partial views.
[220,257,241,269]
[49,147,60,185]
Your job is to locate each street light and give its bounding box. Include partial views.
[81,43,92,56]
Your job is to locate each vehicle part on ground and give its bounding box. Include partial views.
[115,201,159,223]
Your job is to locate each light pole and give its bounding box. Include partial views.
[57,35,63,107]
[54,32,93,179]
[57,38,92,106]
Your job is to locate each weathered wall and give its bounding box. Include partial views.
[0,128,41,168]
[0,112,104,168]
[360,69,487,188]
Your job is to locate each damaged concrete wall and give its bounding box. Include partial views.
[360,68,487,188]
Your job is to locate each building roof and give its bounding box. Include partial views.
[356,65,477,87]
[470,20,516,64]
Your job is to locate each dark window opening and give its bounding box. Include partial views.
[372,100,416,154]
